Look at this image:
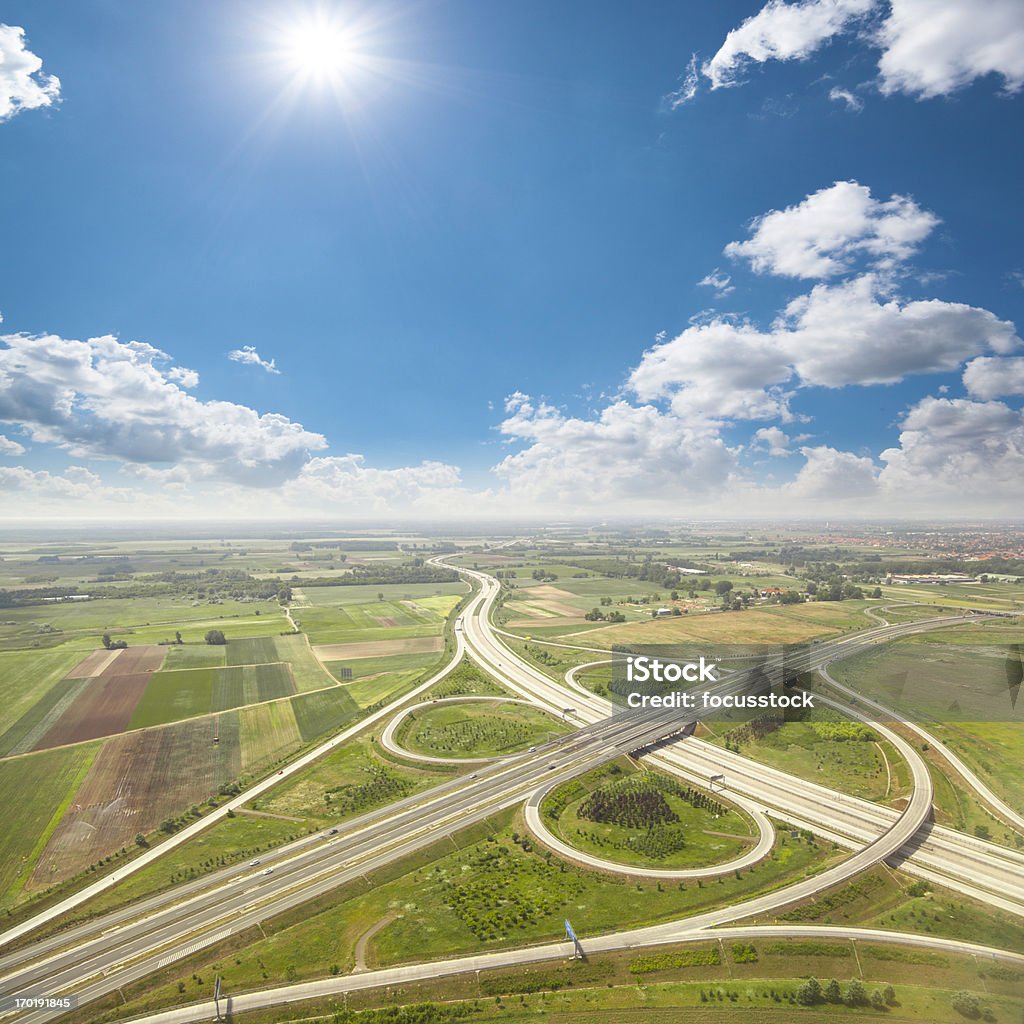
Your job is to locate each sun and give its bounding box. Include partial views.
[283,19,357,80]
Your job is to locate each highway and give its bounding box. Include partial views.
[1,557,1020,1021]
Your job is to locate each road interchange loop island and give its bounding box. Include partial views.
[2,2,1024,1023]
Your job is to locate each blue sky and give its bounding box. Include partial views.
[1,0,1023,518]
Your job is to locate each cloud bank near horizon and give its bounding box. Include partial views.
[1,177,1021,519]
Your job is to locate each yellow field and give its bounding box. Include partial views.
[312,636,444,661]
[238,700,302,769]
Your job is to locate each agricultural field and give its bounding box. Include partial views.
[544,760,754,870]
[397,701,569,758]
[0,743,99,908]
[128,662,296,729]
[296,591,463,646]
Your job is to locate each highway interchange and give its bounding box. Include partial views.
[1,557,1022,1022]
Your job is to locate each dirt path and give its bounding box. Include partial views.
[352,913,399,973]
[235,808,306,824]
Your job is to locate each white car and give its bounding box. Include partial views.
[262,867,274,875]
[249,859,261,866]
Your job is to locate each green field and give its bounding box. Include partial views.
[544,761,754,870]
[128,662,297,729]
[705,705,901,803]
[291,687,362,743]
[0,648,87,736]
[398,701,568,758]
[253,735,450,824]
[295,595,461,646]
[326,650,439,682]
[0,743,99,906]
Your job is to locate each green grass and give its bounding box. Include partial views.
[225,637,280,666]
[291,687,361,743]
[274,633,335,692]
[545,761,754,870]
[253,735,449,824]
[128,663,297,729]
[706,705,898,803]
[161,644,227,669]
[0,743,99,907]
[0,676,90,756]
[294,582,468,607]
[427,659,508,698]
[346,669,430,710]
[326,651,439,681]
[398,702,568,758]
[0,648,87,735]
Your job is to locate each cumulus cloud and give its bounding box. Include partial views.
[876,0,1024,98]
[0,333,325,485]
[167,365,199,388]
[879,396,1024,502]
[697,0,1024,102]
[494,393,738,507]
[751,426,792,455]
[0,24,60,122]
[284,455,466,515]
[0,433,25,455]
[697,269,735,298]
[962,356,1024,399]
[787,445,879,499]
[829,85,864,111]
[628,273,1017,417]
[228,345,280,375]
[724,181,939,279]
[702,0,876,90]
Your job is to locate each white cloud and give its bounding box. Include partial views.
[828,85,864,111]
[284,455,466,515]
[879,396,1024,503]
[778,274,1019,386]
[0,333,325,484]
[700,0,1024,101]
[0,433,25,455]
[628,319,795,423]
[493,393,738,508]
[876,0,1024,98]
[167,365,199,388]
[786,445,879,499]
[0,24,60,122]
[696,268,735,298]
[228,345,280,375]
[665,53,701,108]
[751,426,792,455]
[702,0,877,90]
[962,356,1024,399]
[724,180,939,279]
[628,273,1017,416]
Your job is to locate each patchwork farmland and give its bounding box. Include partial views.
[0,539,464,910]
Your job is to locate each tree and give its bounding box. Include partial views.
[204,629,226,645]
[872,587,882,598]
[780,590,802,604]
[806,581,818,595]
[950,991,981,1018]
[174,631,183,644]
[714,580,733,596]
[883,984,896,1006]
[845,979,868,1007]
[134,832,148,848]
[607,611,625,623]
[102,633,112,649]
[377,592,384,601]
[825,979,842,1003]
[871,989,886,1009]
[796,978,822,1005]
[584,608,606,621]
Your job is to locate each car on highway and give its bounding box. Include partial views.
[262,867,274,875]
[326,828,338,835]
[527,746,536,752]
[249,859,261,866]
